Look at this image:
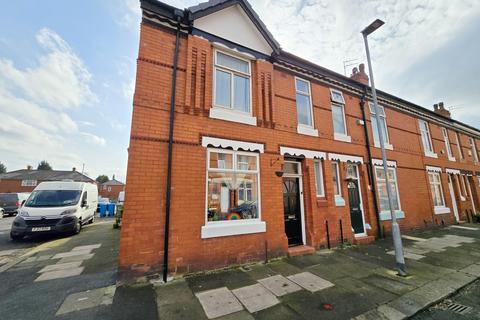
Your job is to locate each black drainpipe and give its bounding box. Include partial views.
[359,85,383,239]
[163,14,182,283]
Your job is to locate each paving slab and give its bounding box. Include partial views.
[232,283,279,313]
[257,275,302,297]
[52,249,92,259]
[56,285,115,315]
[253,304,302,320]
[387,250,425,261]
[187,269,257,293]
[195,287,243,319]
[449,225,479,231]
[0,249,19,256]
[460,263,480,276]
[72,244,102,251]
[361,274,416,296]
[57,253,94,264]
[354,304,407,320]
[287,272,334,293]
[38,261,83,273]
[34,266,84,282]
[156,280,207,320]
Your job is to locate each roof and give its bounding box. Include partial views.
[0,169,95,183]
[101,179,125,186]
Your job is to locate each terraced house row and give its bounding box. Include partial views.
[119,0,480,279]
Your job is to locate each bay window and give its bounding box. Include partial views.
[206,149,260,222]
[374,166,403,220]
[369,103,391,149]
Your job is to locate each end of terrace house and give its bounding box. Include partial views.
[118,0,480,280]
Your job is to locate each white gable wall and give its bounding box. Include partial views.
[193,4,273,55]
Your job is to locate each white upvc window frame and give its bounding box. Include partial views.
[469,137,479,163]
[21,179,37,187]
[295,77,318,137]
[374,165,404,220]
[419,119,437,158]
[202,148,265,239]
[455,132,464,160]
[330,89,351,143]
[331,161,345,206]
[428,171,449,214]
[441,127,455,161]
[210,49,256,126]
[313,160,325,197]
[368,102,393,150]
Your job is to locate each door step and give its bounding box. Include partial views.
[353,235,375,245]
[287,245,315,257]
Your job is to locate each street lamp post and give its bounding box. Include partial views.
[362,19,407,276]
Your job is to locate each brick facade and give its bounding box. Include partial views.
[119,1,480,279]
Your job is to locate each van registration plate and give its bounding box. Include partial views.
[31,227,51,232]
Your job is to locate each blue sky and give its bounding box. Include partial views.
[1,0,479,182]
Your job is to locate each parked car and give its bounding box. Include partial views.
[0,193,30,217]
[10,181,98,240]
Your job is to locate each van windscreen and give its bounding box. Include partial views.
[25,190,82,207]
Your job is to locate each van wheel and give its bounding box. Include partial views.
[10,232,24,241]
[73,220,82,235]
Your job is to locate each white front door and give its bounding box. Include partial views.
[448,174,460,222]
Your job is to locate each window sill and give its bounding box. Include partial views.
[334,133,352,143]
[424,151,438,158]
[374,142,393,150]
[379,210,405,221]
[209,107,257,126]
[448,156,456,162]
[316,198,328,207]
[201,220,266,239]
[334,196,345,207]
[297,125,319,137]
[434,206,451,215]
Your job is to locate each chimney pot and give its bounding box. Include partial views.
[439,102,444,109]
[72,167,76,171]
[433,101,451,118]
[350,63,369,85]
[27,165,32,170]
[434,104,438,110]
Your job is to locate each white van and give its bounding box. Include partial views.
[10,181,98,240]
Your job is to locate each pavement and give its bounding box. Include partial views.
[0,215,124,320]
[154,224,480,320]
[1,214,479,320]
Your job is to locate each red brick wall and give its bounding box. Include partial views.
[0,180,37,193]
[119,22,480,278]
[98,185,125,200]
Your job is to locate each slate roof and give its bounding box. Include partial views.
[0,169,95,183]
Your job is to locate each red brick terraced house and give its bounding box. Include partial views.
[98,175,125,201]
[119,0,480,279]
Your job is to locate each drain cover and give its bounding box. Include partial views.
[446,302,472,315]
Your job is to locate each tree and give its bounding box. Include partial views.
[37,160,52,170]
[96,175,109,184]
[0,162,6,174]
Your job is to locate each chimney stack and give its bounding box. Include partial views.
[27,165,33,170]
[350,63,369,85]
[433,101,451,118]
[72,167,76,172]
[112,174,115,180]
